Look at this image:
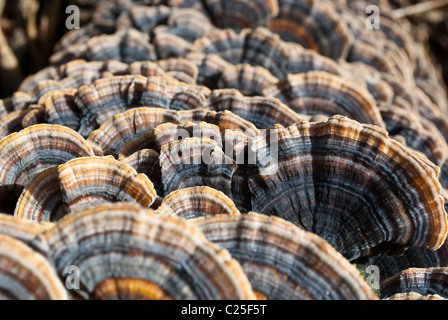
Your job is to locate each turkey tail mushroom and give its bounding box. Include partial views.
[156,186,240,219]
[246,115,447,261]
[191,212,378,300]
[30,202,255,300]
[0,124,95,196]
[0,234,68,300]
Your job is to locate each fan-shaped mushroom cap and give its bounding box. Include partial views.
[379,104,448,167]
[154,8,215,43]
[153,122,223,150]
[262,72,385,128]
[15,156,158,222]
[42,89,81,131]
[0,125,95,195]
[58,157,157,214]
[155,57,199,84]
[31,203,255,300]
[384,292,446,300]
[121,149,163,196]
[381,268,448,300]
[194,27,290,79]
[50,29,156,66]
[267,0,353,60]
[177,109,259,137]
[184,52,231,89]
[246,115,447,261]
[87,107,181,156]
[0,214,47,245]
[206,89,303,129]
[217,64,278,96]
[160,137,236,196]
[14,167,68,223]
[286,47,345,76]
[74,75,210,137]
[0,234,68,300]
[203,0,278,30]
[0,109,30,140]
[156,186,240,219]
[191,212,378,300]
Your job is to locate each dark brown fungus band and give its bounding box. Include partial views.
[191,212,378,300]
[31,203,256,300]
[246,115,447,261]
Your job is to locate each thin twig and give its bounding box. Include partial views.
[391,0,448,19]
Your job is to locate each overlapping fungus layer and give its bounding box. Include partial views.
[0,0,448,300]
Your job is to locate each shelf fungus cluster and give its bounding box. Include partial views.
[1,0,448,300]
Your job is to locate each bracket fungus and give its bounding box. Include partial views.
[191,212,378,300]
[262,71,385,128]
[246,115,447,261]
[15,156,158,222]
[1,0,448,301]
[0,234,68,300]
[381,268,448,300]
[31,202,255,300]
[0,124,95,196]
[156,186,241,219]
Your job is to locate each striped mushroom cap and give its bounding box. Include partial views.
[262,71,385,128]
[206,89,303,129]
[191,212,378,300]
[217,64,279,97]
[121,149,163,197]
[267,0,353,60]
[87,107,181,156]
[384,293,446,300]
[15,156,157,222]
[154,9,216,44]
[361,229,448,282]
[0,214,47,246]
[0,234,68,300]
[31,202,255,300]
[379,104,448,167]
[156,186,240,219]
[194,27,290,78]
[202,0,279,30]
[246,115,447,261]
[381,268,448,300]
[75,75,210,137]
[160,137,236,197]
[177,109,259,137]
[49,29,156,66]
[0,124,95,195]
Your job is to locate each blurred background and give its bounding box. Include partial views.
[1,0,448,99]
